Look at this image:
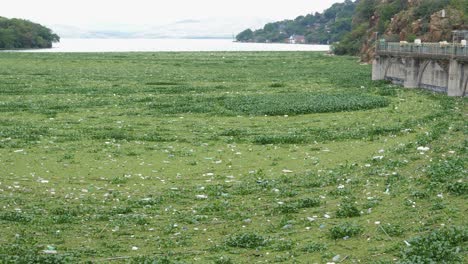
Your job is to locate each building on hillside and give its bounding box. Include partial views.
[289,35,306,44]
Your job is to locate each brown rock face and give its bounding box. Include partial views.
[427,9,465,42]
[385,10,413,40]
[361,3,466,62]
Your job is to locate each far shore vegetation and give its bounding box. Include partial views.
[0,16,59,49]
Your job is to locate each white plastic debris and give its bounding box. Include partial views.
[43,245,57,254]
[417,146,430,152]
[196,194,208,199]
[132,246,139,251]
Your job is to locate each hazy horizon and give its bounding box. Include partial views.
[2,0,344,38]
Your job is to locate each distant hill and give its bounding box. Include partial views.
[236,0,357,44]
[334,0,468,61]
[0,17,59,49]
[237,0,467,61]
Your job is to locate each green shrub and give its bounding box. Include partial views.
[224,93,390,116]
[275,204,299,214]
[398,227,467,263]
[129,255,172,264]
[329,222,363,239]
[147,92,390,117]
[271,239,294,251]
[377,87,398,96]
[225,233,268,249]
[296,198,322,208]
[0,252,74,264]
[427,157,465,183]
[269,83,285,88]
[447,181,467,196]
[109,175,129,184]
[336,198,361,218]
[253,134,306,145]
[414,0,450,19]
[0,211,33,223]
[301,242,328,253]
[214,256,234,264]
[379,224,405,237]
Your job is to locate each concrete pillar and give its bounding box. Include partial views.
[372,57,384,81]
[404,58,419,88]
[448,59,463,96]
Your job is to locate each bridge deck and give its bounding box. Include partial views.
[376,43,468,62]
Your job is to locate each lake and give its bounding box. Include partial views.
[8,38,330,52]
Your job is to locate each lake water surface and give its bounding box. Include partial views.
[8,38,330,52]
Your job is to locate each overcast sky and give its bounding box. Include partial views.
[2,0,343,28]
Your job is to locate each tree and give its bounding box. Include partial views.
[235,0,358,44]
[0,28,15,48]
[0,17,59,49]
[236,29,254,42]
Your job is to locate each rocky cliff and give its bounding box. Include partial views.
[354,0,467,61]
[238,0,467,61]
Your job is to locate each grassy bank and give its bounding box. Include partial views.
[0,52,466,263]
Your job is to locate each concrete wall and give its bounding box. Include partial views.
[419,61,449,93]
[372,56,467,96]
[448,60,468,96]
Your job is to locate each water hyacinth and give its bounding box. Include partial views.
[0,51,465,263]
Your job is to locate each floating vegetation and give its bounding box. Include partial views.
[224,93,390,116]
[0,52,465,263]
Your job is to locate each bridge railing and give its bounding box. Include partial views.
[377,42,468,58]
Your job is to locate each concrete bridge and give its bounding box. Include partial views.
[372,42,468,96]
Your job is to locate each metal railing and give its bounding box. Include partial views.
[377,42,468,58]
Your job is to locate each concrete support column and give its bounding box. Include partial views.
[404,58,419,88]
[448,59,463,96]
[372,56,384,81]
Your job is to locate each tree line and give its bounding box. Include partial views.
[237,0,467,57]
[0,17,59,49]
[236,0,356,45]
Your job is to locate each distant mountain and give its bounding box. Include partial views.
[50,18,272,39]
